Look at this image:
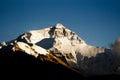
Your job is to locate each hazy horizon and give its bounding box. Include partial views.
[0,0,120,48]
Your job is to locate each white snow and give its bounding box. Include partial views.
[29,29,50,43]
[14,23,106,66]
[32,44,49,55]
[12,42,48,57]
[1,23,119,76]
[54,23,66,29]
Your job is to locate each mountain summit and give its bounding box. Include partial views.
[0,23,120,78]
[54,23,66,29]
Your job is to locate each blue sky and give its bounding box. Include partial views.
[0,0,120,48]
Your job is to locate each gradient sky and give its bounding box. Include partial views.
[0,0,120,48]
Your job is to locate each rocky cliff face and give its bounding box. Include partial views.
[0,23,120,77]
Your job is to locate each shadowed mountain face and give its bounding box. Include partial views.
[0,23,120,80]
[36,38,54,49]
[0,47,120,80]
[0,46,85,80]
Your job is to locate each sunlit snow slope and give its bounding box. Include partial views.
[0,23,120,76]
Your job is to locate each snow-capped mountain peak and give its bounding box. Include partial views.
[0,23,120,76]
[53,23,66,29]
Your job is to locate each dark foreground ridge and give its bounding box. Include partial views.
[0,48,120,80]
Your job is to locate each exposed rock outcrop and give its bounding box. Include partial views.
[0,23,120,78]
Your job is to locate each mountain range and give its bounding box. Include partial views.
[0,23,120,80]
